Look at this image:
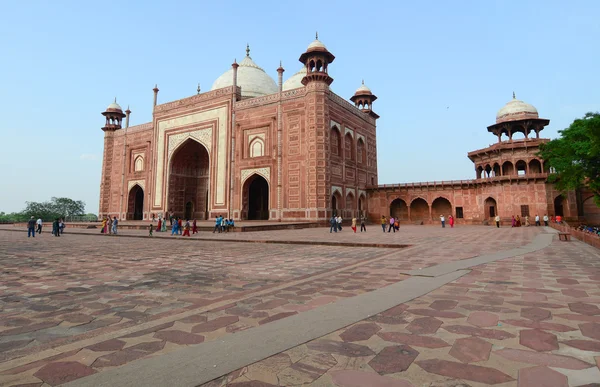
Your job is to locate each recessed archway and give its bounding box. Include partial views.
[582,196,600,224]
[484,197,497,219]
[502,161,514,176]
[529,159,542,174]
[410,198,429,222]
[390,198,408,221]
[244,174,269,220]
[431,197,452,220]
[168,139,210,219]
[516,160,527,176]
[331,191,342,216]
[185,201,194,220]
[345,192,356,218]
[554,195,565,217]
[127,185,144,220]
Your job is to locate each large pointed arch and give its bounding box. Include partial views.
[127,184,144,220]
[242,173,270,220]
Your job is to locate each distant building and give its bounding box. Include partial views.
[98,37,599,224]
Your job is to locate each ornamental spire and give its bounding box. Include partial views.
[513,91,516,99]
[316,31,318,40]
[197,83,201,95]
[246,43,250,57]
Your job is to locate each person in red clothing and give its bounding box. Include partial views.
[178,218,183,235]
[192,219,198,234]
[182,220,191,237]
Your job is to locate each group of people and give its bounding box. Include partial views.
[508,214,551,228]
[329,215,367,233]
[26,217,64,237]
[213,215,235,233]
[100,216,119,234]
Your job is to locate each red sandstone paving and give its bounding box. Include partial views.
[2,226,599,386]
[209,231,600,386]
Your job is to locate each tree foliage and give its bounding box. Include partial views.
[1,197,87,222]
[539,112,600,205]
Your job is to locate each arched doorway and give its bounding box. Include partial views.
[185,201,194,220]
[554,195,564,217]
[390,198,408,221]
[484,197,497,219]
[431,197,452,220]
[331,192,342,216]
[358,195,364,217]
[244,175,269,220]
[127,185,144,220]
[345,193,355,218]
[168,140,210,219]
[410,198,429,222]
[502,161,514,176]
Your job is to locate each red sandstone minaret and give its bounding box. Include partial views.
[101,98,125,131]
[300,32,335,86]
[350,80,380,119]
[99,99,126,218]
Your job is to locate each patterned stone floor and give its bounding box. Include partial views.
[2,226,594,386]
[207,232,600,387]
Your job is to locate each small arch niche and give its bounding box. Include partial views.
[249,138,264,158]
[134,156,144,172]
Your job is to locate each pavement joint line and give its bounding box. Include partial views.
[64,233,551,387]
[0,228,411,249]
[65,270,470,387]
[0,244,417,373]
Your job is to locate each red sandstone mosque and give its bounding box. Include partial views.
[99,36,600,225]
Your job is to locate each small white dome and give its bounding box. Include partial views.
[355,81,371,94]
[282,67,307,91]
[496,93,539,123]
[106,100,122,111]
[211,52,278,98]
[307,39,327,50]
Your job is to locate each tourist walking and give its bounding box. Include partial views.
[156,217,162,232]
[511,215,516,227]
[60,219,65,234]
[388,216,395,233]
[192,219,198,234]
[329,215,337,233]
[440,215,445,228]
[449,215,454,228]
[525,215,530,227]
[351,217,357,233]
[171,220,178,235]
[149,223,153,236]
[161,218,167,232]
[101,217,107,234]
[111,216,118,234]
[36,218,43,234]
[107,216,112,234]
[495,214,500,228]
[178,218,183,235]
[381,216,387,233]
[516,215,521,227]
[182,220,191,237]
[535,214,540,226]
[543,214,549,226]
[213,215,222,233]
[52,219,60,237]
[360,216,366,232]
[27,216,36,238]
[337,215,343,231]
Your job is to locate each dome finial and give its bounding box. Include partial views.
[246,43,250,57]
[114,97,117,103]
[362,79,364,85]
[197,83,201,95]
[316,31,319,40]
[513,91,516,99]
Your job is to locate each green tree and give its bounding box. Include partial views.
[50,197,86,217]
[539,112,600,205]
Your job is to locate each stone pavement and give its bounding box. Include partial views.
[0,225,598,386]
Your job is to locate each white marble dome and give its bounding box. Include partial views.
[211,51,278,98]
[496,94,539,123]
[355,81,371,94]
[106,100,122,111]
[282,67,307,91]
[307,38,327,51]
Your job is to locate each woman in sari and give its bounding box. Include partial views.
[156,218,162,232]
[161,219,167,232]
[449,215,455,228]
[192,219,198,234]
[511,215,516,227]
[101,217,107,233]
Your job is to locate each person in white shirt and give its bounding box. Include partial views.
[535,214,540,226]
[36,218,43,234]
[495,215,500,228]
[543,214,549,226]
[440,215,445,228]
[336,216,343,231]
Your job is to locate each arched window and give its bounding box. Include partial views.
[134,156,144,172]
[357,138,366,164]
[344,133,354,160]
[250,138,264,158]
[331,127,341,157]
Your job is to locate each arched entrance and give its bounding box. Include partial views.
[431,197,452,220]
[390,198,408,221]
[554,195,564,217]
[345,193,355,218]
[127,185,144,220]
[185,201,194,220]
[410,198,429,222]
[582,196,600,224]
[331,192,342,216]
[168,140,210,219]
[484,197,497,219]
[244,174,269,220]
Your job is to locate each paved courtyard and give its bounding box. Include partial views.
[0,225,599,386]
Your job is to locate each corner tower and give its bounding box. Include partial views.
[350,81,379,119]
[299,34,335,219]
[99,99,125,218]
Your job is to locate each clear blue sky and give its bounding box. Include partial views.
[1,0,598,213]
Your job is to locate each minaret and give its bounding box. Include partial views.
[124,106,131,129]
[277,61,285,92]
[197,83,201,95]
[350,80,380,119]
[298,34,335,220]
[153,84,159,107]
[99,99,126,218]
[299,32,335,86]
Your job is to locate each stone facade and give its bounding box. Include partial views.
[99,40,598,224]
